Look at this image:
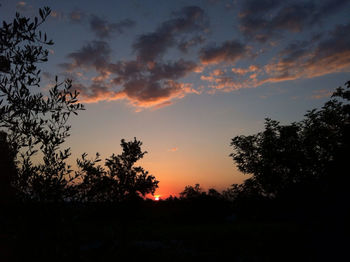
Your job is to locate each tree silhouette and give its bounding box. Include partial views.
[180,183,204,199]
[0,131,17,204]
[230,81,350,205]
[0,7,84,201]
[75,138,159,202]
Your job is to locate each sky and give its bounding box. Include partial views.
[1,0,350,198]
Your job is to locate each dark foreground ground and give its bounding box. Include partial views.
[0,200,348,261]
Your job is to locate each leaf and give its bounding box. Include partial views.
[39,9,43,19]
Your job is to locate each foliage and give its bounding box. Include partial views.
[222,179,261,202]
[75,138,159,202]
[179,183,204,199]
[0,131,17,203]
[230,81,350,201]
[179,184,224,201]
[0,7,84,201]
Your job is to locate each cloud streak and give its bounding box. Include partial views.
[239,0,350,42]
[168,147,178,152]
[258,23,350,85]
[89,15,135,39]
[68,10,135,39]
[69,9,86,23]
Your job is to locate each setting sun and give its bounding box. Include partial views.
[154,196,160,201]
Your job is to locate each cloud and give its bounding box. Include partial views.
[168,147,178,152]
[232,65,259,75]
[122,80,196,107]
[57,1,349,110]
[16,1,27,11]
[239,0,350,42]
[68,9,135,38]
[200,67,256,92]
[15,1,34,13]
[60,6,209,110]
[69,9,86,23]
[108,58,200,108]
[72,80,124,103]
[50,10,64,20]
[133,5,208,62]
[42,71,53,80]
[60,40,111,73]
[199,40,249,64]
[178,35,206,53]
[108,59,199,87]
[62,39,200,109]
[258,23,350,84]
[311,90,333,99]
[148,60,198,81]
[89,15,135,39]
[74,78,197,110]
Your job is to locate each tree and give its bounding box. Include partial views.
[75,138,159,202]
[0,131,17,204]
[179,183,204,199]
[230,81,350,202]
[0,7,84,201]
[207,188,222,199]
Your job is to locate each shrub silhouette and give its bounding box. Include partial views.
[74,138,159,202]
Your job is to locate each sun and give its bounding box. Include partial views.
[154,195,160,201]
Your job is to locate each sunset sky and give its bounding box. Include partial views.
[2,0,350,198]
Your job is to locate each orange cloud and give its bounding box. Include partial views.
[232,65,258,75]
[76,80,198,111]
[258,50,350,86]
[311,89,333,99]
[258,23,350,85]
[212,69,225,76]
[201,66,259,92]
[50,10,64,20]
[16,1,26,8]
[168,147,178,152]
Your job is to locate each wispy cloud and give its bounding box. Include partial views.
[50,10,64,20]
[311,90,333,99]
[168,147,178,152]
[239,0,350,42]
[16,1,27,11]
[258,23,350,84]
[16,1,33,13]
[89,15,135,39]
[69,9,86,23]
